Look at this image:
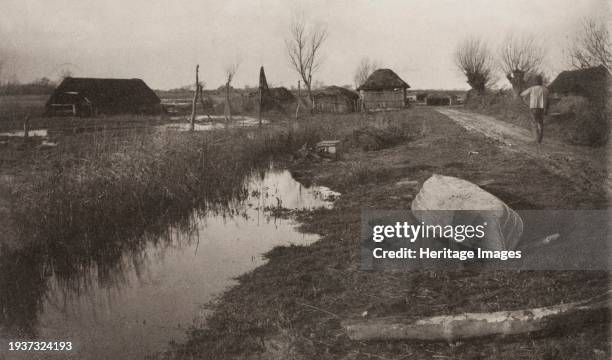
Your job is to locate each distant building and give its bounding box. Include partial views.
[425,93,458,106]
[357,69,410,110]
[405,92,418,102]
[45,77,162,116]
[313,86,360,113]
[416,93,428,102]
[548,65,610,105]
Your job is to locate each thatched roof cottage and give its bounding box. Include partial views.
[313,86,360,113]
[549,65,610,105]
[46,77,162,116]
[357,69,410,110]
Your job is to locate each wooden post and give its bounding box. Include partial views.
[308,74,314,113]
[23,116,29,141]
[224,79,232,127]
[258,85,262,128]
[190,64,199,131]
[295,80,301,120]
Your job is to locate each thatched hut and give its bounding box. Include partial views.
[45,77,162,116]
[247,86,296,113]
[313,86,360,113]
[549,65,610,105]
[357,69,410,110]
[268,87,296,103]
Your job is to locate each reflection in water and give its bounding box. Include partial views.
[161,116,271,132]
[0,167,337,360]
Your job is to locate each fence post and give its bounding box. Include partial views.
[191,64,199,131]
[23,116,30,141]
[295,80,301,120]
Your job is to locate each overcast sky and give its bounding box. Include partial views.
[0,0,609,90]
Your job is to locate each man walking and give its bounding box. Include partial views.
[520,75,549,143]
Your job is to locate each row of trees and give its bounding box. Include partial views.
[0,77,58,96]
[455,17,611,97]
[0,60,74,94]
[454,34,545,97]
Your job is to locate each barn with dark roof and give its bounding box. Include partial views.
[45,77,162,116]
[357,69,410,110]
[548,65,610,105]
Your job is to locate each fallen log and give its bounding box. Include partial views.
[342,291,609,341]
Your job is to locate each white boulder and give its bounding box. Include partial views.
[411,174,523,250]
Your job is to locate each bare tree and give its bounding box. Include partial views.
[498,34,546,97]
[224,58,241,122]
[286,13,327,109]
[354,57,381,89]
[59,68,73,81]
[454,37,495,94]
[567,17,611,71]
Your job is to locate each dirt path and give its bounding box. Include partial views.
[436,107,609,198]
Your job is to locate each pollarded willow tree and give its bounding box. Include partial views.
[454,37,495,94]
[498,34,546,97]
[567,17,611,71]
[286,13,327,109]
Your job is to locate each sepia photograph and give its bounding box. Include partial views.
[0,0,610,359]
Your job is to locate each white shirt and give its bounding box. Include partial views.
[520,85,548,109]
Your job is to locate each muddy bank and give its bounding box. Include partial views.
[162,108,609,360]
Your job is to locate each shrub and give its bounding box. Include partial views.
[551,95,609,146]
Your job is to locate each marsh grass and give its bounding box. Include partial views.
[13,126,309,244]
[0,110,421,337]
[1,124,312,336]
[4,111,415,265]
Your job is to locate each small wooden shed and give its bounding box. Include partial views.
[357,69,410,110]
[313,86,360,113]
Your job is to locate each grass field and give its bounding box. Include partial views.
[156,108,608,360]
[0,95,47,125]
[0,95,608,359]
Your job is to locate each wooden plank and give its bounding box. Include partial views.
[343,291,610,341]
